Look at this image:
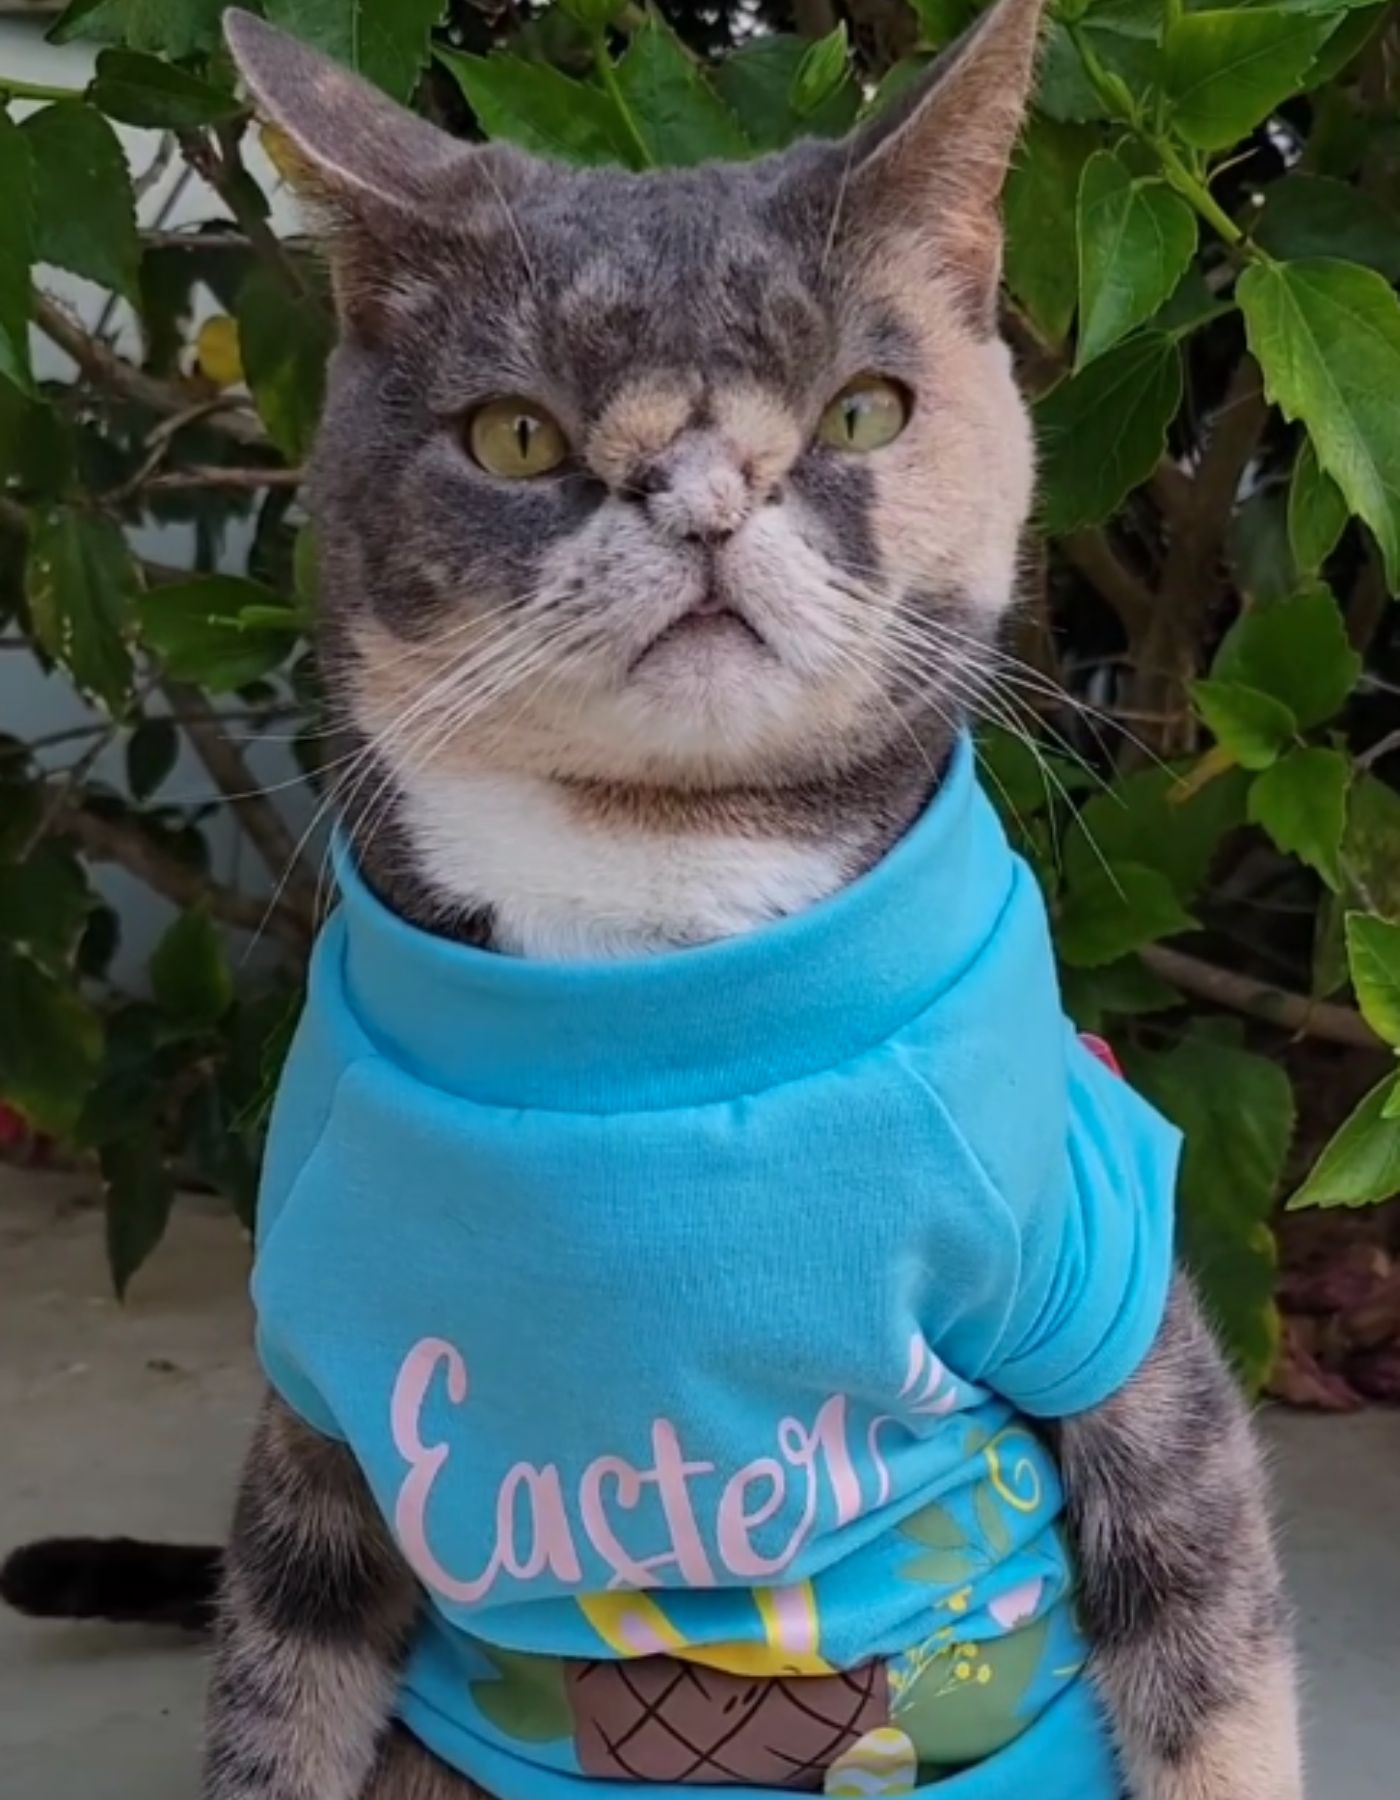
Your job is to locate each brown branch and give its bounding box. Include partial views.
[1132,356,1270,750]
[1059,529,1155,641]
[179,126,314,303]
[1142,944,1383,1051]
[32,292,267,449]
[58,803,312,951]
[162,679,318,914]
[145,465,305,493]
[141,228,257,252]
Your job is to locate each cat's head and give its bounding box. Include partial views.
[227,1,1042,797]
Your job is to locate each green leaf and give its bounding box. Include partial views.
[264,0,444,103]
[101,1132,175,1299]
[1037,6,1162,125]
[1288,437,1349,573]
[1061,955,1181,1032]
[1164,9,1336,151]
[1212,586,1360,729]
[1149,265,1232,337]
[88,48,242,129]
[613,15,752,166]
[236,265,333,462]
[436,49,639,166]
[1004,117,1097,345]
[140,575,298,692]
[1238,258,1400,592]
[150,907,233,1029]
[1247,745,1350,889]
[1289,1074,1400,1210]
[1064,764,1247,902]
[1128,1037,1293,1389]
[23,103,140,304]
[1036,332,1182,534]
[126,716,179,801]
[0,942,102,1136]
[0,113,36,396]
[1190,679,1297,770]
[1344,913,1400,1046]
[1227,489,1299,606]
[46,0,127,46]
[558,0,625,27]
[118,0,227,56]
[0,384,72,497]
[791,23,849,116]
[0,844,93,973]
[712,35,858,148]
[1075,152,1197,368]
[1253,175,1400,282]
[1057,862,1197,968]
[908,0,976,46]
[25,509,137,714]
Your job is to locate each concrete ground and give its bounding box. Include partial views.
[1,1169,1397,1800]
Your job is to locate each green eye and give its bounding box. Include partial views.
[467,397,569,478]
[817,376,912,452]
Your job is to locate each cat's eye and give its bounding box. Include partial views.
[466,398,570,479]
[817,376,912,453]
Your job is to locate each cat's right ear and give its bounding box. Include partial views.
[224,10,495,337]
[224,10,462,213]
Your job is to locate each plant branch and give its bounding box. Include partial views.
[1131,355,1269,748]
[178,126,312,299]
[31,292,267,448]
[1142,944,1383,1051]
[0,76,84,104]
[144,465,305,492]
[57,802,312,951]
[1059,529,1155,640]
[162,680,318,914]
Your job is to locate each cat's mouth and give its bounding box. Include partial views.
[629,594,768,673]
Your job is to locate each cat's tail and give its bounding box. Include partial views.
[0,1537,221,1631]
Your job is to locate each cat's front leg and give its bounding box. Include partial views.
[204,1390,420,1800]
[1055,1276,1303,1800]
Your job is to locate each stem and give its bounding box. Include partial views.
[1142,945,1383,1052]
[593,30,653,169]
[163,678,318,915]
[1155,139,1247,248]
[32,290,267,448]
[0,77,84,104]
[58,802,312,950]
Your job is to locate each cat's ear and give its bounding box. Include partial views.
[843,0,1046,327]
[223,10,465,212]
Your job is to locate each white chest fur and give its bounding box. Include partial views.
[397,768,849,960]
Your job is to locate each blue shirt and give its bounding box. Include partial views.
[252,738,1178,1800]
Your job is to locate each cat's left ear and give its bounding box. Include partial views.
[842,0,1046,328]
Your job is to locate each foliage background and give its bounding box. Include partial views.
[2,0,1399,1403]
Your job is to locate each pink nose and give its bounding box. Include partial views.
[638,434,752,544]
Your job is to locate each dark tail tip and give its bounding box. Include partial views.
[0,1537,222,1632]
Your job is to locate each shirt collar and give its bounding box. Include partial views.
[326,735,1020,1112]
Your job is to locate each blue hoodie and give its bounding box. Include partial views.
[252,738,1177,1800]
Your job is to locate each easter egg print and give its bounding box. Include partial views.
[823,1726,917,1798]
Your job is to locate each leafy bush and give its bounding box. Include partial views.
[2,0,1399,1392]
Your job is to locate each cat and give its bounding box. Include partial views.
[1,4,1302,1799]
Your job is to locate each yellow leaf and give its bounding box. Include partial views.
[196,315,243,389]
[261,122,313,189]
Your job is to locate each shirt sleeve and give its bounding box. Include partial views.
[984,1038,1180,1419]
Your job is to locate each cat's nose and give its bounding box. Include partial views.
[631,438,752,545]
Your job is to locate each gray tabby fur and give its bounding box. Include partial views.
[205,6,1302,1797]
